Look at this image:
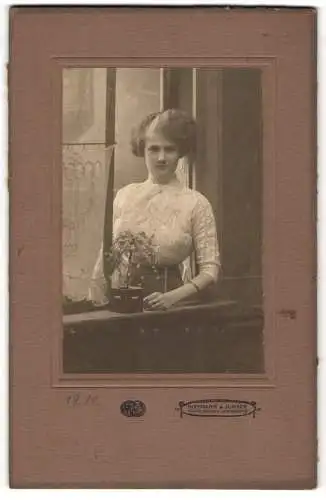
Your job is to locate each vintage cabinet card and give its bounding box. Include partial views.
[9,6,317,488]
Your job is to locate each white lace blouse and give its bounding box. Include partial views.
[88,177,220,303]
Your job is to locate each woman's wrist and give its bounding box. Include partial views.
[165,273,215,305]
[165,282,199,305]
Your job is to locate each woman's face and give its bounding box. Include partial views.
[144,132,180,184]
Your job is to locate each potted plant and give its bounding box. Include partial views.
[104,230,159,313]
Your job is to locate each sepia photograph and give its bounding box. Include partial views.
[62,66,264,374]
[10,7,316,488]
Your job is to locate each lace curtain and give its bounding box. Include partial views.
[62,144,114,300]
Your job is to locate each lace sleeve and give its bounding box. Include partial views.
[191,193,221,284]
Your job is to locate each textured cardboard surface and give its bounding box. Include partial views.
[9,7,317,488]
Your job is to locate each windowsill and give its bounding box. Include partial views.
[62,299,264,374]
[62,299,258,327]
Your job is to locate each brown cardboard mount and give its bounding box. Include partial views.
[9,6,317,489]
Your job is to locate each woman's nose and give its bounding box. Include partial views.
[158,149,166,161]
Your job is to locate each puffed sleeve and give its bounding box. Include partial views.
[191,193,221,286]
[87,187,125,304]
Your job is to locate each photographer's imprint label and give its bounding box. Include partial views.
[177,399,260,418]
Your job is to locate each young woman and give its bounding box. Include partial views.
[89,108,220,311]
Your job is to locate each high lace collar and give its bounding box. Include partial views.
[144,175,182,190]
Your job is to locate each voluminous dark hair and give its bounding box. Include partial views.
[131,108,197,158]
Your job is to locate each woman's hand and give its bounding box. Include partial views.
[143,291,176,311]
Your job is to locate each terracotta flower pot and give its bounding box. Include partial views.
[109,286,144,313]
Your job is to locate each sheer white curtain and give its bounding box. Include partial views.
[62,144,113,300]
[62,68,108,301]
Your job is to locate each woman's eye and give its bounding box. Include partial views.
[147,145,177,154]
[165,146,177,153]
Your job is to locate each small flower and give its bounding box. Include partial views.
[105,230,159,287]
